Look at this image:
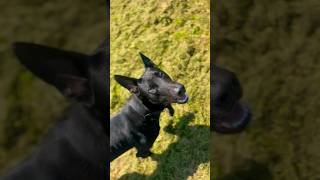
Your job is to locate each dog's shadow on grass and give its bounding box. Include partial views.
[218,161,272,180]
[118,112,209,180]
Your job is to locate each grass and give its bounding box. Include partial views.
[212,0,320,179]
[110,0,210,179]
[0,0,105,174]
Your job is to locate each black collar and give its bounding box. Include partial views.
[127,95,164,121]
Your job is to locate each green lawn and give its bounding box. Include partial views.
[212,0,320,179]
[110,0,210,179]
[0,0,105,175]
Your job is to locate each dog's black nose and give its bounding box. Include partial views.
[174,85,186,96]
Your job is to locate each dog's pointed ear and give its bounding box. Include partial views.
[139,52,155,68]
[114,75,139,94]
[12,42,92,101]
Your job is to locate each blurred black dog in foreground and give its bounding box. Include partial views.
[1,41,108,180]
[110,54,188,161]
[211,66,251,134]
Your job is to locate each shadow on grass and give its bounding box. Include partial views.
[218,161,272,180]
[119,112,209,180]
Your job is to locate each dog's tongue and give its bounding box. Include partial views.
[225,103,245,125]
[214,102,251,133]
[177,94,189,104]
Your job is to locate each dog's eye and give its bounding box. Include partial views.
[148,88,157,94]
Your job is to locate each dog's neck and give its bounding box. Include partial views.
[88,105,108,134]
[127,94,165,117]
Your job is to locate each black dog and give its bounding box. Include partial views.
[211,66,251,134]
[1,41,108,180]
[110,53,188,161]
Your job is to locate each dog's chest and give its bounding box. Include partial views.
[133,114,160,143]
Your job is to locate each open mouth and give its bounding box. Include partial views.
[176,94,189,104]
[214,102,251,134]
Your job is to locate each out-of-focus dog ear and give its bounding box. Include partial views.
[12,42,92,102]
[57,74,92,102]
[114,75,139,94]
[139,52,155,68]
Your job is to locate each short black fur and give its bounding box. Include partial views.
[110,53,188,161]
[211,65,251,134]
[1,41,109,180]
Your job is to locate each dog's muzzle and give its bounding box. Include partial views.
[176,94,189,104]
[213,102,251,134]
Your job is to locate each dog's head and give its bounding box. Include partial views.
[114,53,188,107]
[211,66,251,134]
[12,41,108,114]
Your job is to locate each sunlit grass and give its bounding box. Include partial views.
[110,0,210,179]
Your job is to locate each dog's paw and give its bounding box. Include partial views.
[136,151,152,158]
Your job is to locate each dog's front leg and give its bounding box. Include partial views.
[167,105,175,116]
[136,147,152,158]
[134,132,152,158]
